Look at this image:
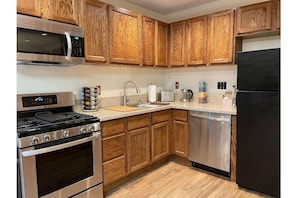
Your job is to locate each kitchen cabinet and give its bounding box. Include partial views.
[102,118,126,185]
[236,1,272,34]
[81,0,108,63]
[151,110,171,162]
[186,16,208,66]
[127,114,151,173]
[142,16,155,66]
[154,20,169,67]
[45,0,78,24]
[109,6,142,65]
[172,110,189,158]
[17,0,40,17]
[275,0,280,29]
[169,21,186,66]
[208,9,234,64]
[230,115,237,181]
[17,0,78,24]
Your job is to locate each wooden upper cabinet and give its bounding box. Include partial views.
[208,9,234,64]
[81,0,108,62]
[169,21,186,66]
[142,16,155,66]
[17,0,40,16]
[44,0,78,24]
[109,6,142,65]
[275,0,280,29]
[236,1,272,34]
[186,16,208,66]
[17,0,78,24]
[155,20,169,67]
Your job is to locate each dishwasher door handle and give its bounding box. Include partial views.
[190,113,230,122]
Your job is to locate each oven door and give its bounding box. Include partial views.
[18,132,103,198]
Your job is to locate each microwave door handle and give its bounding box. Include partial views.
[21,132,100,157]
[65,31,72,60]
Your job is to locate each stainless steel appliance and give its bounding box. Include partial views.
[160,91,174,102]
[180,89,193,102]
[236,48,280,197]
[17,14,85,66]
[188,111,231,176]
[17,92,103,198]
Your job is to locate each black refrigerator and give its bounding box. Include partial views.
[236,48,280,197]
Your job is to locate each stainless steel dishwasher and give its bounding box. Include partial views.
[188,111,231,176]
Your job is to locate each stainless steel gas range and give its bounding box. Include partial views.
[17,92,103,198]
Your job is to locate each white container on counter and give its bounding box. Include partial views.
[147,84,156,102]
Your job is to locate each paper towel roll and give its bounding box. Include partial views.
[148,84,156,102]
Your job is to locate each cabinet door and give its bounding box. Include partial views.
[127,127,150,173]
[17,0,40,16]
[186,16,208,66]
[236,2,272,34]
[208,10,234,64]
[169,21,186,66]
[155,21,169,66]
[45,0,78,24]
[172,120,189,157]
[151,121,170,162]
[142,16,155,66]
[81,0,108,62]
[109,6,141,65]
[275,0,280,29]
[103,156,126,185]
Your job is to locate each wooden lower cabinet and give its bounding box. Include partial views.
[172,110,189,157]
[102,118,126,185]
[103,156,126,185]
[151,110,171,162]
[127,114,151,173]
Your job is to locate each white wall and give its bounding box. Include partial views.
[17,64,166,99]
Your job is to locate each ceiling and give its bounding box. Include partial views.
[124,0,220,15]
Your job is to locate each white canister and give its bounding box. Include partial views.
[147,84,157,102]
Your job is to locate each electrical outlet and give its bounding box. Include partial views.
[217,82,227,89]
[175,81,179,89]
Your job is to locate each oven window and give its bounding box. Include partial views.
[36,142,93,197]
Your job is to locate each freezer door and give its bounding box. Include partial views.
[237,48,280,91]
[236,91,280,197]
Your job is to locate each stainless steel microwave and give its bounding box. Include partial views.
[17,14,85,66]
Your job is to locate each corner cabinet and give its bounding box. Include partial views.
[169,21,186,66]
[151,110,171,162]
[109,6,142,65]
[81,0,108,62]
[127,114,151,173]
[155,21,169,67]
[142,16,155,66]
[208,9,234,65]
[172,110,189,158]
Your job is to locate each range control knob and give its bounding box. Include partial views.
[88,125,95,132]
[31,136,39,145]
[63,130,70,137]
[80,127,87,134]
[43,134,50,142]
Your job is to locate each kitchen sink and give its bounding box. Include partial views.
[136,103,161,109]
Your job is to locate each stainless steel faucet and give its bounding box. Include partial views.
[123,80,140,106]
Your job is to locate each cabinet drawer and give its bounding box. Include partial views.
[152,110,170,124]
[102,118,125,138]
[173,110,188,122]
[103,156,126,185]
[127,114,150,130]
[102,133,126,162]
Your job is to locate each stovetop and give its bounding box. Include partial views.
[17,111,99,138]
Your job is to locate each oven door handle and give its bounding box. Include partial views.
[22,132,100,157]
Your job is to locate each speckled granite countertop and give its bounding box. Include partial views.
[75,101,236,122]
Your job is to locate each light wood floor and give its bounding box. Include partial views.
[105,161,273,198]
